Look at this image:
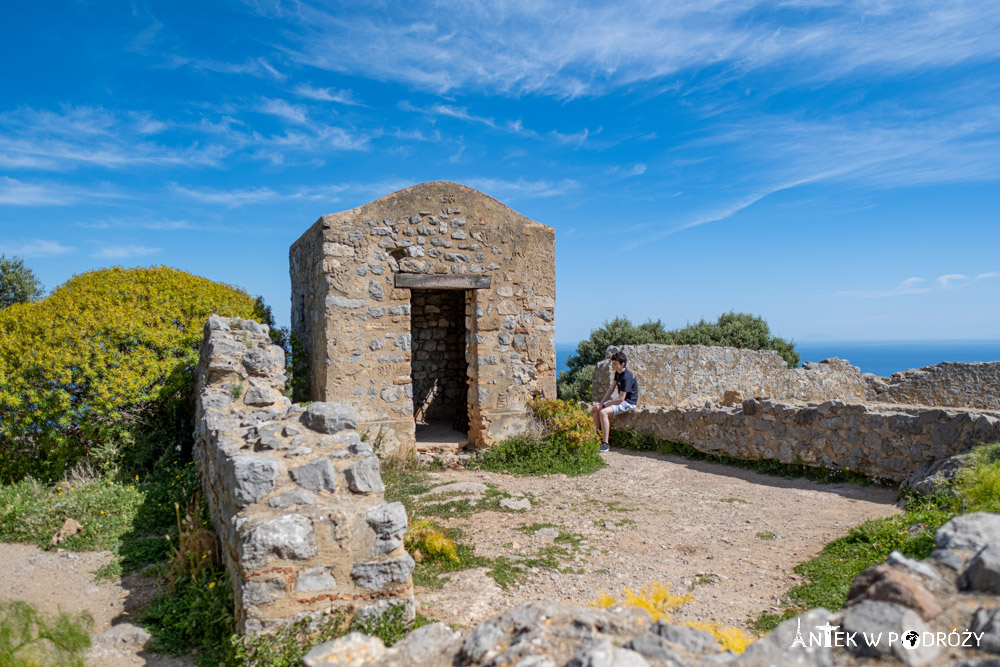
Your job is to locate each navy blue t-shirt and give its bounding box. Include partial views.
[614,368,639,405]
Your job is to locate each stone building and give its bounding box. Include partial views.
[290,182,556,458]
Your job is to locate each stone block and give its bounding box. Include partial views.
[351,553,416,590]
[267,490,317,508]
[962,544,1000,593]
[301,402,358,434]
[229,456,280,508]
[296,566,337,592]
[366,502,408,554]
[345,455,385,494]
[289,458,336,492]
[240,514,316,569]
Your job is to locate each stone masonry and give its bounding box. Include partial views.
[193,316,413,634]
[615,399,1000,482]
[593,345,1000,482]
[290,181,556,457]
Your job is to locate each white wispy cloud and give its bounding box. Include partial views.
[465,177,579,198]
[171,184,281,207]
[838,272,999,297]
[259,98,309,125]
[271,1,1000,97]
[0,106,227,171]
[92,245,161,259]
[0,177,127,206]
[166,55,286,81]
[293,84,364,106]
[0,239,75,257]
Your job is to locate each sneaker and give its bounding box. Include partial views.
[599,442,610,452]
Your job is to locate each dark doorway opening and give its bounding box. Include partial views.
[411,289,469,450]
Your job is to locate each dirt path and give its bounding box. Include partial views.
[415,448,901,632]
[0,449,901,661]
[0,544,192,666]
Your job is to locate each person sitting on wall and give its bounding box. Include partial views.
[592,350,639,453]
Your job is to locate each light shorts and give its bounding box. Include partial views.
[612,401,637,415]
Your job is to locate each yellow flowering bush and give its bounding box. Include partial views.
[404,518,459,563]
[591,580,753,654]
[529,398,596,451]
[0,266,265,482]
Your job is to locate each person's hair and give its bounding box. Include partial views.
[610,351,627,366]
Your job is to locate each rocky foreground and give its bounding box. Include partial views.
[304,512,1000,666]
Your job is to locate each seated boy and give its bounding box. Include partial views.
[591,350,639,452]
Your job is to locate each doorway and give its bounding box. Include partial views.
[410,289,469,450]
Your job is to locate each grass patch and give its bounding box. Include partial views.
[468,435,605,476]
[0,600,93,667]
[755,531,776,541]
[609,428,882,486]
[720,497,748,504]
[487,529,587,589]
[0,453,200,578]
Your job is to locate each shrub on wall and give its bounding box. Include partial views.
[0,266,268,483]
[558,312,799,401]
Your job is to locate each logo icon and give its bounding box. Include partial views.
[902,630,920,649]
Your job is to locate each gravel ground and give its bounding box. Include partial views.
[415,448,901,633]
[0,447,901,664]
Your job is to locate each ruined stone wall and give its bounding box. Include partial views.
[593,344,871,407]
[879,362,1000,411]
[290,181,556,456]
[614,401,1000,482]
[194,316,413,634]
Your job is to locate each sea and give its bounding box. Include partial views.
[555,340,1000,379]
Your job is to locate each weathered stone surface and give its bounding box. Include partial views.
[351,553,415,590]
[239,514,316,569]
[242,348,276,376]
[303,633,386,667]
[243,386,275,406]
[962,545,1000,593]
[972,605,1000,654]
[385,622,461,665]
[840,600,937,665]
[295,566,337,591]
[936,513,1000,553]
[573,638,650,666]
[345,455,385,493]
[243,578,284,605]
[905,452,975,495]
[847,564,942,620]
[289,457,336,492]
[498,497,531,511]
[301,402,358,434]
[229,456,280,507]
[266,489,316,508]
[730,608,834,667]
[366,502,408,554]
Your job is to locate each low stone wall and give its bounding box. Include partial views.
[193,316,413,634]
[614,400,1000,482]
[882,361,1000,412]
[592,344,870,407]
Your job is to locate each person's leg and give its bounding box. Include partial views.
[599,405,614,444]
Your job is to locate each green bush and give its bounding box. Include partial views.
[558,313,799,401]
[472,399,604,476]
[0,266,269,483]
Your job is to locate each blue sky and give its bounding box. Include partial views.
[2,1,999,343]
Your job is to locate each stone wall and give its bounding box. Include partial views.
[193,316,413,634]
[881,362,1000,411]
[614,400,1000,482]
[290,181,556,457]
[592,344,870,408]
